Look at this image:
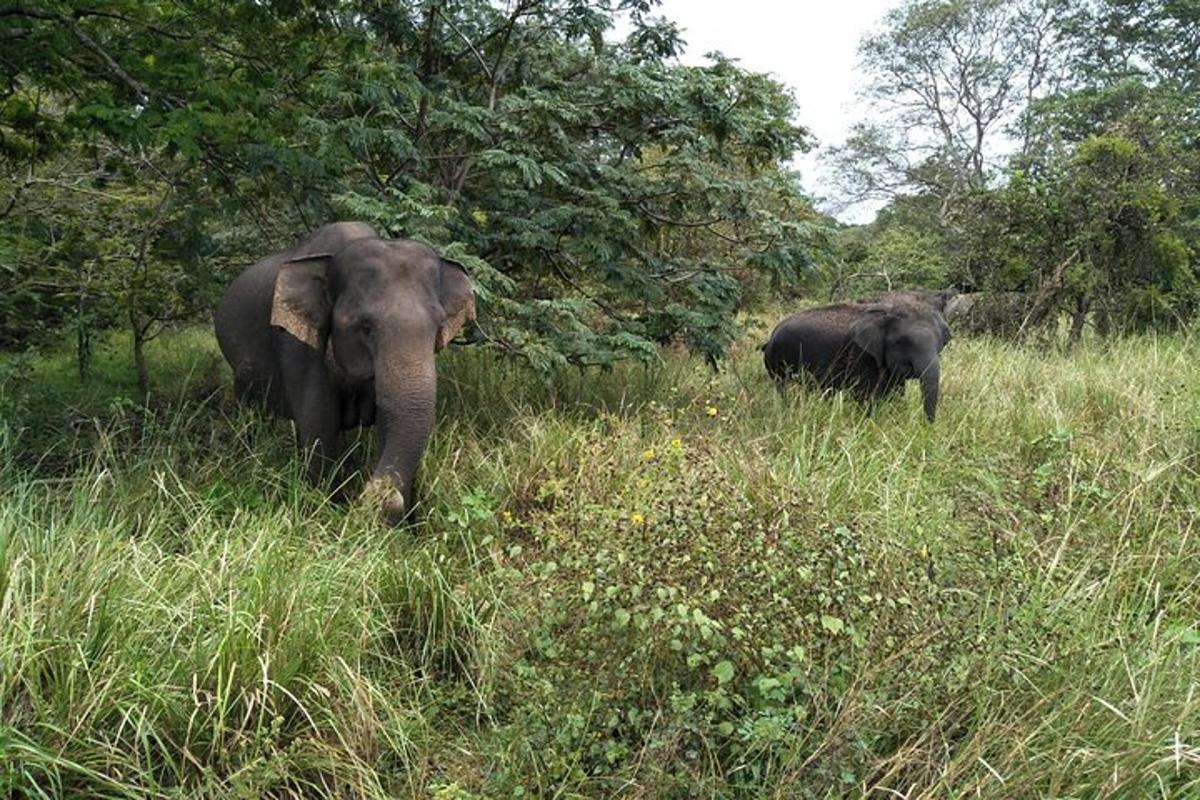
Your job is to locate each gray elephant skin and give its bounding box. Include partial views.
[214,222,476,522]
[855,288,957,314]
[762,298,951,421]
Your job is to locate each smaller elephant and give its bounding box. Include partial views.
[762,298,951,421]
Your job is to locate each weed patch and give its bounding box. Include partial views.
[1,326,1198,797]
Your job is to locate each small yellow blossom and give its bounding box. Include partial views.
[705,405,718,417]
[643,447,657,461]
[670,437,683,449]
[630,512,645,525]
[501,510,513,522]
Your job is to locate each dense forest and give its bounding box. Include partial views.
[4,0,1196,382]
[830,0,1199,340]
[2,0,819,388]
[1,1,1198,797]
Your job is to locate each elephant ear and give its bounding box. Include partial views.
[436,257,476,351]
[851,307,888,366]
[271,254,332,350]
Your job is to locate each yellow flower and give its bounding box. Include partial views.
[630,512,645,525]
[705,405,718,417]
[643,447,657,461]
[501,510,513,522]
[670,437,683,449]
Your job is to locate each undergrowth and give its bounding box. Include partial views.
[1,322,1198,798]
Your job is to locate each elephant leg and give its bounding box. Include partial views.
[233,372,254,401]
[340,393,360,430]
[847,377,879,412]
[277,334,342,485]
[327,390,376,501]
[859,378,903,416]
[294,392,342,485]
[357,392,376,427]
[232,363,272,409]
[880,375,907,404]
[769,370,789,399]
[766,341,801,400]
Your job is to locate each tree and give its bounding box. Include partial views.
[829,0,1198,341]
[828,0,1077,225]
[962,0,1200,339]
[954,124,1194,341]
[1,1,340,386]
[1082,0,1200,92]
[306,2,820,368]
[1,0,825,382]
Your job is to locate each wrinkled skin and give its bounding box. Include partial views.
[762,299,952,422]
[214,222,476,523]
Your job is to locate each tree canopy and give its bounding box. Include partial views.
[1,0,823,383]
[830,0,1199,339]
[4,0,1197,379]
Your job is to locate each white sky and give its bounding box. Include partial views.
[652,0,899,223]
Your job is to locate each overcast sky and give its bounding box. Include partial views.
[652,0,899,223]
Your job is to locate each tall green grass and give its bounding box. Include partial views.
[1,323,1198,797]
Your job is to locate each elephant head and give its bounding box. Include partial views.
[850,302,951,422]
[270,236,475,521]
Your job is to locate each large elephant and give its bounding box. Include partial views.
[214,222,475,522]
[762,297,951,421]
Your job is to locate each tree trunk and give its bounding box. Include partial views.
[1067,294,1088,348]
[129,301,149,405]
[413,0,441,142]
[77,302,90,380]
[76,257,90,379]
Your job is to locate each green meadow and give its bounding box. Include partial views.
[2,322,1198,798]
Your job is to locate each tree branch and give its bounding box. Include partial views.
[60,11,150,104]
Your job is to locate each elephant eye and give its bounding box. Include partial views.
[357,320,374,336]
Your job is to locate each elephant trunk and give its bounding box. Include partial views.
[369,342,437,523]
[918,358,940,422]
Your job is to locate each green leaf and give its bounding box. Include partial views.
[1173,626,1200,645]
